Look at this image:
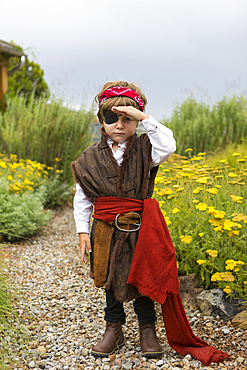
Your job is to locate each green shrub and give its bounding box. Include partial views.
[0,93,95,184]
[0,178,51,241]
[162,94,247,155]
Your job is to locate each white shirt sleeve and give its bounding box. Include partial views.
[73,183,94,234]
[140,115,176,167]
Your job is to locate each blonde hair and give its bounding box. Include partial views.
[95,80,147,124]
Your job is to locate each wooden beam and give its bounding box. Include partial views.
[0,64,8,109]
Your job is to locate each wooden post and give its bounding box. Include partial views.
[0,58,9,110]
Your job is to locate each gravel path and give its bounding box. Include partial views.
[3,205,247,370]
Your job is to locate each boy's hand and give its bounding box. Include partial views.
[112,106,149,122]
[79,233,92,263]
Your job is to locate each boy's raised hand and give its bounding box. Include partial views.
[79,233,91,263]
[112,106,148,122]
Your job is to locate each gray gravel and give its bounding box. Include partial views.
[3,204,247,369]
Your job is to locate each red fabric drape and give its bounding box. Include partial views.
[93,196,230,365]
[93,196,144,223]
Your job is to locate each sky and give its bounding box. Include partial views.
[1,0,247,120]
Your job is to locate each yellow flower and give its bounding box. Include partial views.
[196,203,208,211]
[207,249,218,258]
[211,272,234,282]
[196,177,210,184]
[192,199,199,203]
[55,157,61,162]
[215,185,222,188]
[223,272,235,282]
[223,219,237,231]
[214,226,224,232]
[197,152,206,156]
[23,178,31,185]
[230,195,243,203]
[225,259,236,270]
[154,187,158,192]
[215,175,223,179]
[0,161,7,168]
[175,187,184,192]
[193,186,203,194]
[26,185,34,191]
[228,230,240,236]
[155,177,165,184]
[197,259,206,265]
[219,159,227,163]
[228,172,237,177]
[207,206,215,214]
[7,175,13,180]
[206,188,218,195]
[232,152,241,156]
[237,158,246,162]
[211,210,226,219]
[180,235,192,244]
[191,156,203,161]
[172,208,180,214]
[223,286,232,294]
[165,216,171,225]
[231,213,246,222]
[185,148,193,152]
[177,262,179,268]
[198,233,204,237]
[162,188,173,195]
[225,259,244,270]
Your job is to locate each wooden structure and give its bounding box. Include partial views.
[0,40,25,109]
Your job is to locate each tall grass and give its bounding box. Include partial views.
[0,249,29,368]
[0,94,96,184]
[162,94,247,155]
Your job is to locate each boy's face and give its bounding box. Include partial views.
[103,113,138,143]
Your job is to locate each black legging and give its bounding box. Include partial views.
[104,288,157,325]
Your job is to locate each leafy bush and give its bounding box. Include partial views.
[0,93,95,184]
[0,154,57,240]
[162,94,247,155]
[153,149,247,300]
[0,179,51,241]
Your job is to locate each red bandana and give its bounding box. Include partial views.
[99,86,145,111]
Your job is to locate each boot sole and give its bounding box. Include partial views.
[91,341,125,357]
[142,351,163,359]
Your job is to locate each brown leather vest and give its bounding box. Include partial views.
[71,130,159,302]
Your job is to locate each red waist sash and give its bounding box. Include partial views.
[93,196,230,366]
[93,196,144,223]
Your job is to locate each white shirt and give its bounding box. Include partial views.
[73,115,176,233]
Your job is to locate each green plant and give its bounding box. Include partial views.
[162,94,247,155]
[6,41,49,100]
[0,94,95,185]
[0,178,51,241]
[154,149,247,300]
[44,171,73,208]
[0,249,30,368]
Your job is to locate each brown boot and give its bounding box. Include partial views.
[139,323,163,358]
[91,321,125,357]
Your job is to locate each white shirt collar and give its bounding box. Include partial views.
[106,137,127,148]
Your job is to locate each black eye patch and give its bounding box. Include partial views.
[103,110,119,124]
